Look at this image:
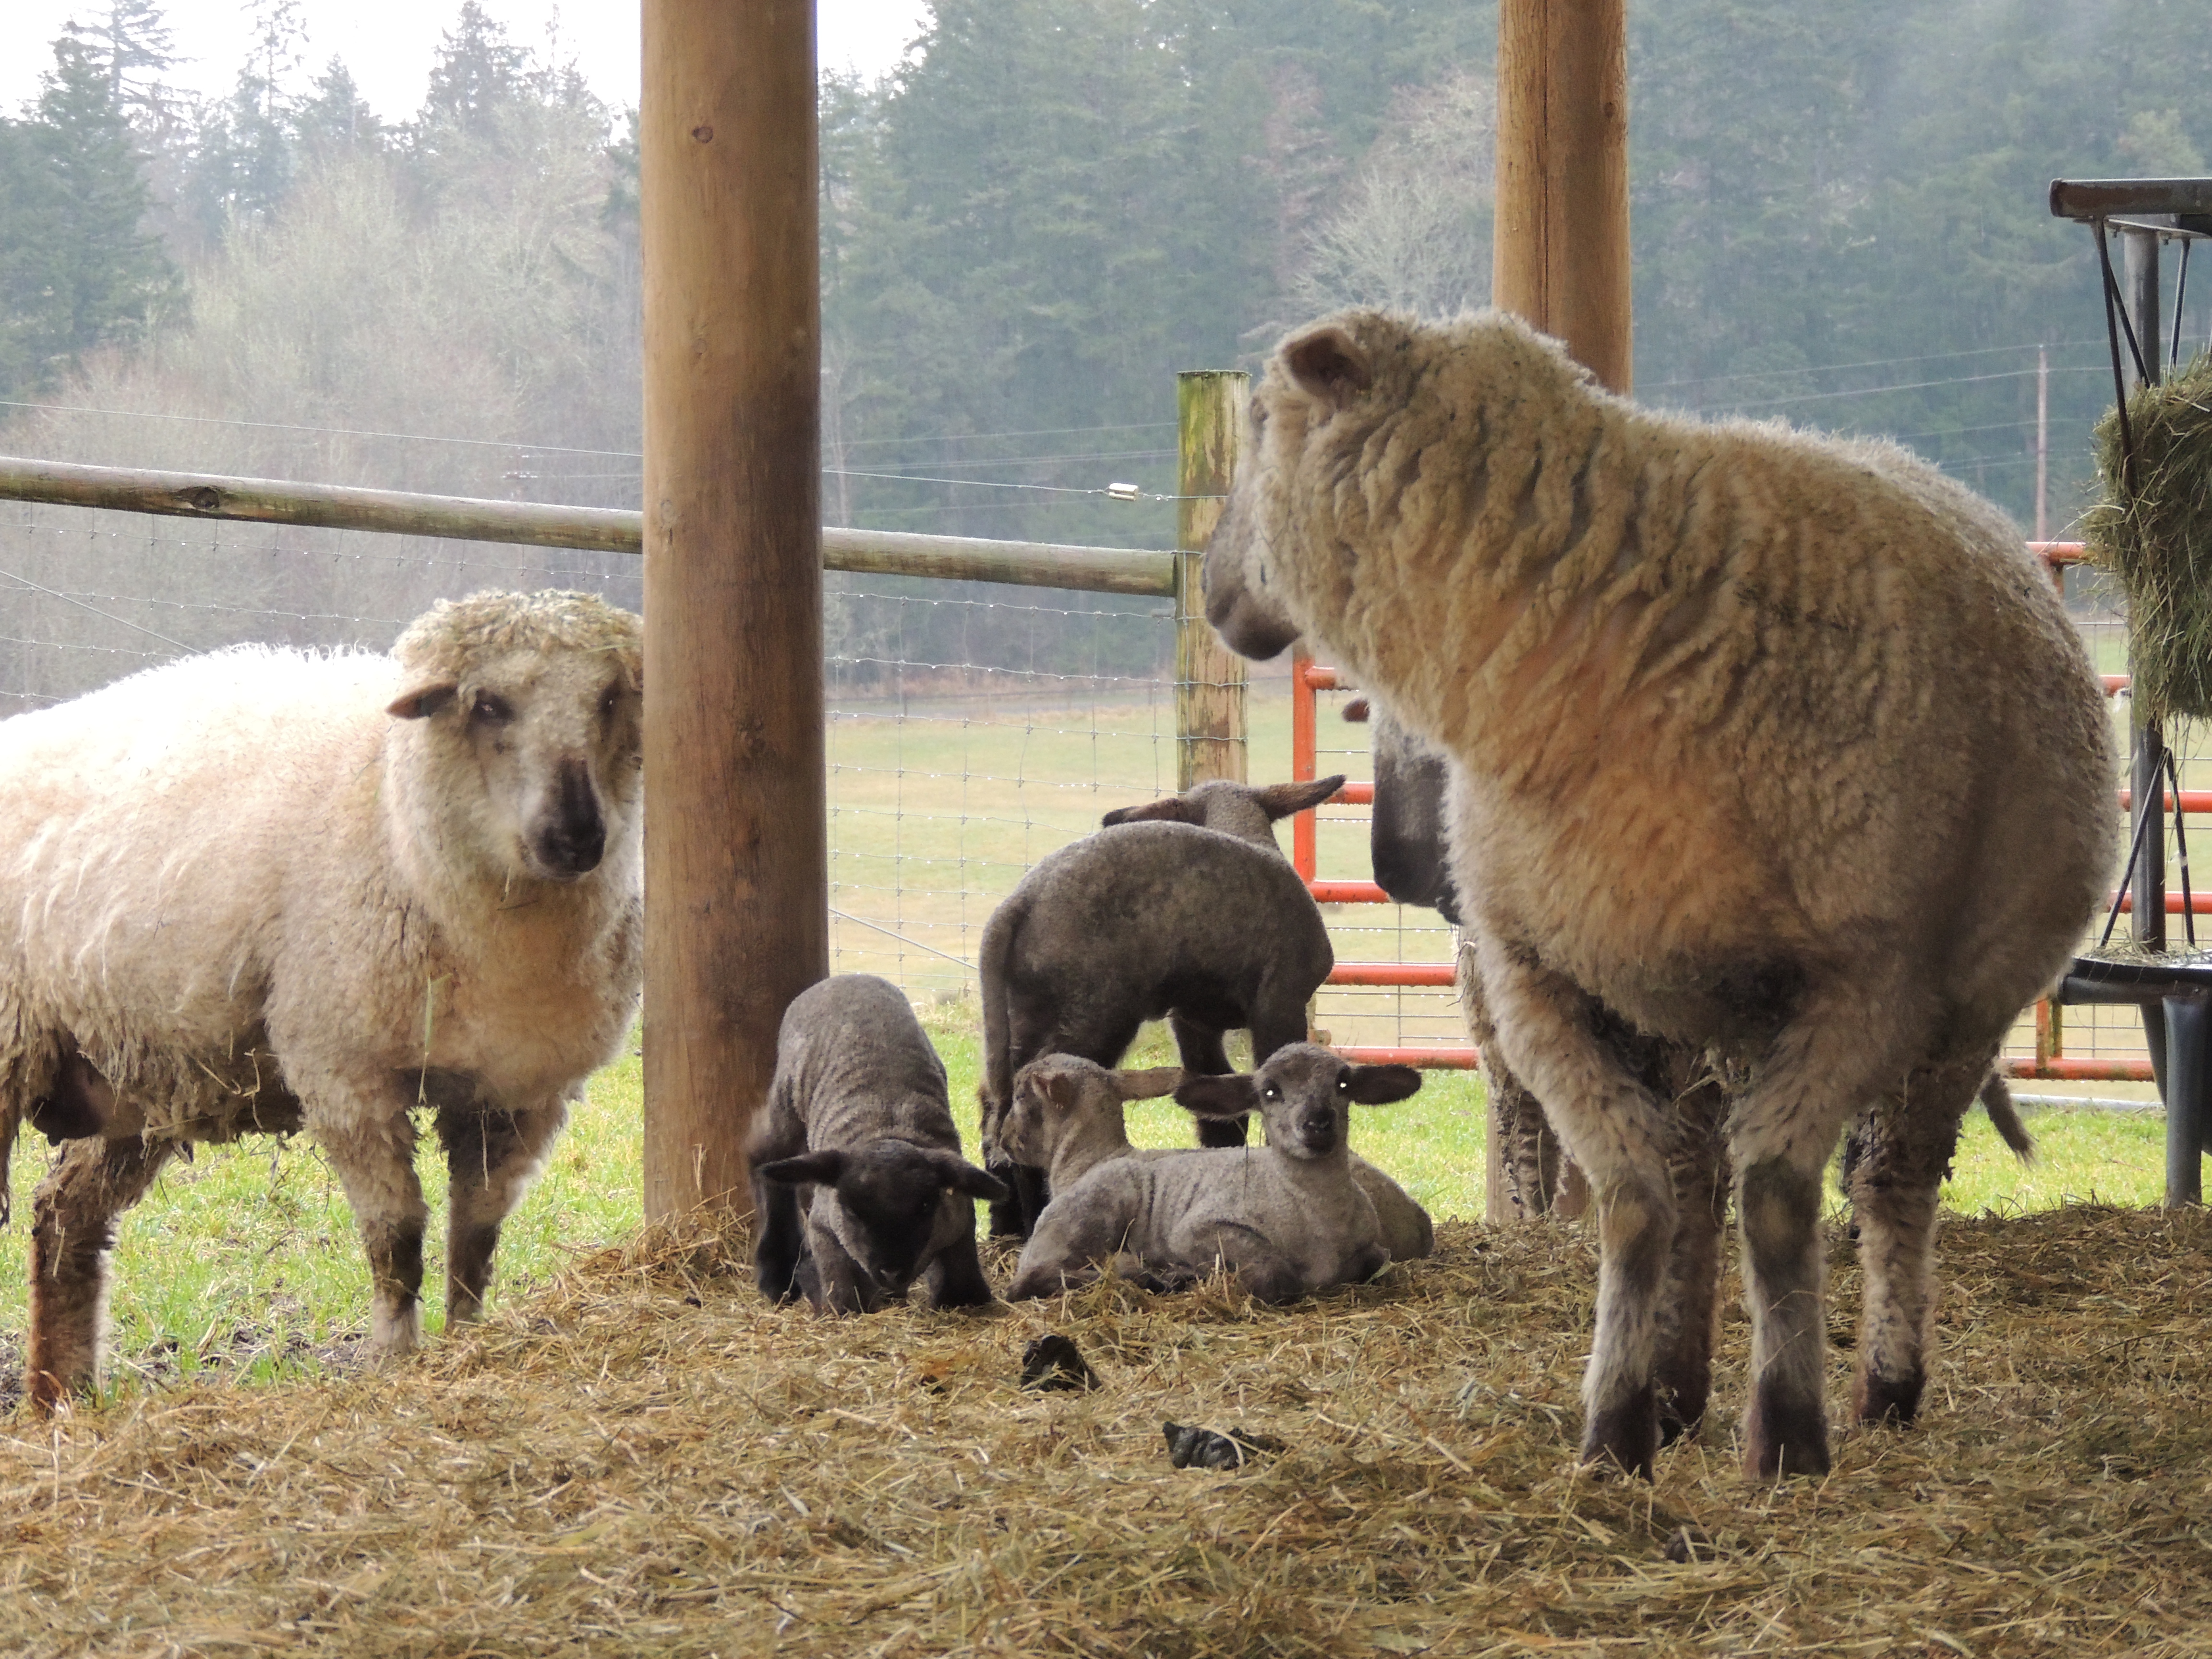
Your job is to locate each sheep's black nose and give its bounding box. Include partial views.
[537,760,607,876]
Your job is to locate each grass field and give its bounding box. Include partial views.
[0,998,2179,1409]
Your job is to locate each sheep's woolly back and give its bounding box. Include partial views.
[1215,307,2114,1057]
[395,590,642,688]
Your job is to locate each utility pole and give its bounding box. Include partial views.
[2036,342,2048,543]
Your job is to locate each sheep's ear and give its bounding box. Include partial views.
[1282,325,1372,410]
[756,1150,846,1187]
[1254,776,1346,819]
[1102,797,1201,828]
[1110,1066,1185,1102]
[1345,1064,1424,1105]
[925,1151,1010,1204]
[1173,1073,1260,1120]
[387,681,458,720]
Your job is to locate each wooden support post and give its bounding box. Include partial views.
[640,0,824,1220]
[1485,0,1630,1221]
[1175,371,1250,789]
[1493,0,1633,395]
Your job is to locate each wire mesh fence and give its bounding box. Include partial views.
[0,491,2187,1082]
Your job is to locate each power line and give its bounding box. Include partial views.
[1642,337,2111,394]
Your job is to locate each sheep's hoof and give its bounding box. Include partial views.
[1741,1383,1831,1479]
[1851,1364,1923,1426]
[1581,1383,1658,1480]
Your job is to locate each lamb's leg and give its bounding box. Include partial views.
[1472,936,1676,1478]
[436,1101,568,1326]
[1726,991,1902,1480]
[751,1173,808,1302]
[1171,1015,1248,1149]
[26,1134,175,1412]
[315,1105,431,1362]
[1846,1054,1982,1426]
[1654,1067,1730,1444]
[923,1217,998,1311]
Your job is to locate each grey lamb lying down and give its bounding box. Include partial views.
[1001,1052,1434,1261]
[750,974,1006,1315]
[1005,1044,1423,1304]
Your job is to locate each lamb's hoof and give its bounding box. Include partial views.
[1164,1421,1284,1470]
[1742,1384,1831,1479]
[1581,1383,1658,1480]
[1851,1365,1923,1426]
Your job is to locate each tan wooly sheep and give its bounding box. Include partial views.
[748,974,1005,1315]
[975,774,1343,1240]
[1205,309,2115,1479]
[0,590,644,1411]
[1003,1052,1434,1261]
[1005,1045,1422,1304]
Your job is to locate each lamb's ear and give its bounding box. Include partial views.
[1173,1073,1260,1120]
[1110,1066,1185,1102]
[1102,797,1201,828]
[1345,1064,1424,1105]
[755,1150,847,1187]
[1255,775,1346,819]
[387,681,458,720]
[924,1151,1009,1204]
[1282,325,1372,410]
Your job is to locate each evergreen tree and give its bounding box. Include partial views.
[293,59,383,160]
[0,34,176,401]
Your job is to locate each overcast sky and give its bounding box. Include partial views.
[3,1,930,120]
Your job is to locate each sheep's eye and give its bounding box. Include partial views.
[1336,1075,1351,1093]
[599,683,622,718]
[1262,1084,1281,1102]
[470,691,515,725]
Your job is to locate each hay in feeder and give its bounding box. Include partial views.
[2086,349,2212,723]
[7,1203,2212,1656]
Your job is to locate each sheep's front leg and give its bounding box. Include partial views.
[1845,1055,1982,1426]
[26,1134,176,1412]
[1473,936,1676,1478]
[1727,989,1901,1479]
[315,1104,431,1362]
[437,1101,568,1326]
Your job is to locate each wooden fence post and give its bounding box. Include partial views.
[1175,371,1249,789]
[1485,0,1629,1222]
[639,0,824,1221]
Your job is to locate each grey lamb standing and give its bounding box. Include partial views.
[1205,308,2112,1480]
[750,974,1005,1315]
[974,775,1343,1238]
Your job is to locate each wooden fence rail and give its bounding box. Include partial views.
[0,455,1178,598]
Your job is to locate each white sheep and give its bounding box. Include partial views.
[1004,1044,1422,1304]
[0,589,644,1410]
[1003,1052,1434,1261]
[1205,309,2115,1478]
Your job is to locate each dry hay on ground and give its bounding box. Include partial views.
[7,1205,2212,1659]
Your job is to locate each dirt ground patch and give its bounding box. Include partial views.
[6,1204,2212,1658]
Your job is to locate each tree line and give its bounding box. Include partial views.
[1,0,2206,702]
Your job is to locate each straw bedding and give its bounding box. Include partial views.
[6,1203,2212,1658]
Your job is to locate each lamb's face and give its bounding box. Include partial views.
[1175,1045,1423,1162]
[394,641,645,885]
[811,1142,1005,1299]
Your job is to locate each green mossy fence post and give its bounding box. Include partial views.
[1175,371,1249,790]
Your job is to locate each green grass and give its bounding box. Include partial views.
[1,998,2180,1409]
